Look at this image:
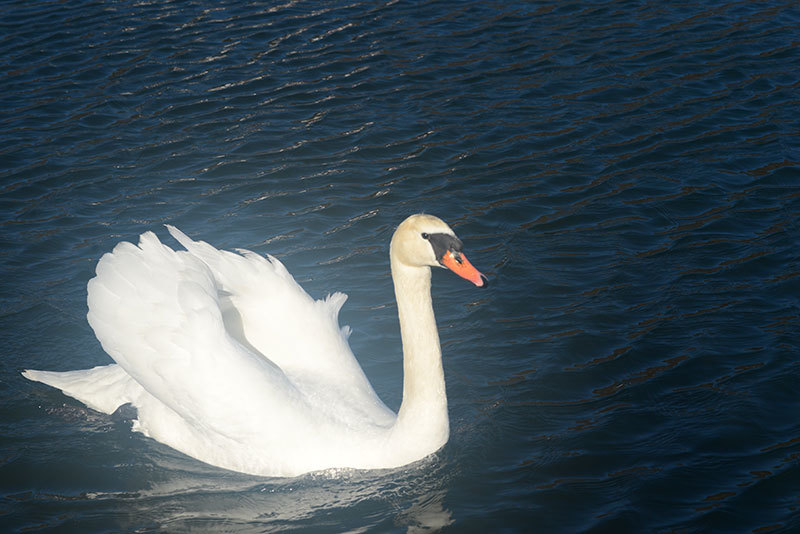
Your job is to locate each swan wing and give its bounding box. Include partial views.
[85,231,307,442]
[165,226,394,424]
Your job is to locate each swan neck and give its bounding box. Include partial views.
[390,257,449,451]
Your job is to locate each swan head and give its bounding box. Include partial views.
[390,214,488,288]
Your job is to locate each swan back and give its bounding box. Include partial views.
[81,230,397,475]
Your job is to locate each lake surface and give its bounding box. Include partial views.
[2,0,800,531]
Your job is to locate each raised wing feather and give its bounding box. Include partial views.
[165,226,394,424]
[86,231,309,442]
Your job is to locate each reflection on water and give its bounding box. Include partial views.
[121,453,456,532]
[399,490,453,533]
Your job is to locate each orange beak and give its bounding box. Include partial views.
[440,251,489,288]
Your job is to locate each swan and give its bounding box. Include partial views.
[22,214,487,477]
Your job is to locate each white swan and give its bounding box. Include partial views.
[23,214,487,477]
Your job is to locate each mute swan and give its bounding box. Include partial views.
[23,214,487,477]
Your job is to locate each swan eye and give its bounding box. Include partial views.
[421,232,430,240]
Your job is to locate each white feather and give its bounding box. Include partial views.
[23,214,480,477]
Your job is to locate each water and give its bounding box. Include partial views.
[2,0,799,531]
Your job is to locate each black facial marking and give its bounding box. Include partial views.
[427,233,464,263]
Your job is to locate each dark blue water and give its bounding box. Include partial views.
[2,0,800,531]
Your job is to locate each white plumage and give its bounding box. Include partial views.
[23,214,487,477]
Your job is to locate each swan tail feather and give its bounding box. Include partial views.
[22,364,141,414]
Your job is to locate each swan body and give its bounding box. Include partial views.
[23,214,487,477]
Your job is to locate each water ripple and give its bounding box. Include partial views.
[2,0,800,531]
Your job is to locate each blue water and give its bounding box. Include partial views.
[2,0,800,531]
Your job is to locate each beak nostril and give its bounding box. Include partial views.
[440,250,487,287]
[447,251,463,265]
